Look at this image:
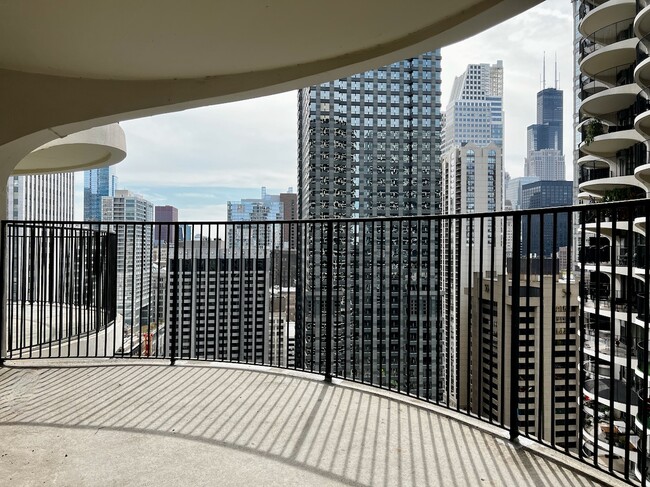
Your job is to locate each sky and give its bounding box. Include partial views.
[72,0,574,221]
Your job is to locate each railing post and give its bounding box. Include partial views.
[324,220,334,382]
[169,223,180,366]
[509,214,521,441]
[0,220,6,366]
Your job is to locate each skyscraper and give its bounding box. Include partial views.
[524,68,564,181]
[297,51,442,398]
[102,190,154,334]
[6,173,74,220]
[575,2,649,477]
[167,244,270,363]
[520,180,573,257]
[84,167,117,221]
[443,60,504,149]
[155,205,180,244]
[440,61,504,408]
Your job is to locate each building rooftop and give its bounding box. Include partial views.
[0,360,622,486]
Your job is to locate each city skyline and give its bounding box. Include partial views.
[69,0,572,222]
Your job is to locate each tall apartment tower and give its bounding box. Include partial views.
[440,61,504,408]
[298,51,442,398]
[6,173,74,220]
[167,245,270,363]
[524,67,565,181]
[471,273,579,448]
[575,1,650,479]
[102,190,154,333]
[84,167,117,221]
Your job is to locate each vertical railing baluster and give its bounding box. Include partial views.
[0,220,6,366]
[510,213,521,442]
[325,220,333,383]
[170,223,180,366]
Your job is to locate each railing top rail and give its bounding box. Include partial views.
[4,199,650,227]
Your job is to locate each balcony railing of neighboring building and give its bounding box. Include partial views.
[3,199,650,484]
[580,63,637,96]
[579,18,635,62]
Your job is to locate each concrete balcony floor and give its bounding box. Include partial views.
[0,360,625,487]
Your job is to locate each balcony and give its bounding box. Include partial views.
[0,360,618,487]
[583,416,639,463]
[584,329,633,360]
[1,201,648,486]
[579,129,645,159]
[584,378,639,413]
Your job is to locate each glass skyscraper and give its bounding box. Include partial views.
[297,51,442,398]
[84,167,117,221]
[525,86,565,180]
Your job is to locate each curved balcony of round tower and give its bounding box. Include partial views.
[578,152,614,171]
[635,33,650,88]
[635,158,650,188]
[636,341,650,379]
[579,175,646,200]
[579,128,645,159]
[581,84,640,123]
[635,0,650,39]
[580,16,636,72]
[580,74,610,100]
[14,124,126,175]
[583,411,639,465]
[584,378,639,415]
[579,164,611,188]
[580,0,635,39]
[635,215,647,235]
[585,219,638,237]
[635,388,650,434]
[581,38,637,85]
[634,99,650,138]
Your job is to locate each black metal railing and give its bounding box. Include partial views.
[2,199,650,485]
[2,223,117,358]
[579,18,635,62]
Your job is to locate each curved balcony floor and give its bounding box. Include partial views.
[583,420,638,463]
[635,109,650,139]
[581,84,639,120]
[14,124,126,175]
[583,378,639,415]
[636,3,650,39]
[635,54,650,90]
[635,216,647,236]
[579,129,644,158]
[636,162,650,188]
[585,220,634,237]
[578,153,613,169]
[0,360,624,487]
[580,38,636,80]
[580,0,635,38]
[579,175,646,199]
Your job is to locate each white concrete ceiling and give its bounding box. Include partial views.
[0,0,541,174]
[0,0,539,81]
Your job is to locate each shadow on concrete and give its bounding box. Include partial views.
[0,361,618,486]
